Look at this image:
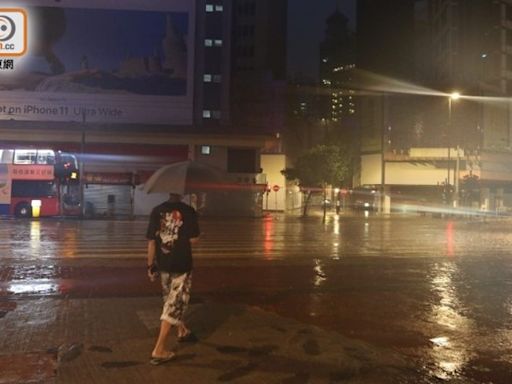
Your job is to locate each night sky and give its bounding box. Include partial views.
[287,0,356,80]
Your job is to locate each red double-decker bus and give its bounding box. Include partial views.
[0,149,79,218]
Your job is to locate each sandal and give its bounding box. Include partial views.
[177,332,198,343]
[150,352,175,365]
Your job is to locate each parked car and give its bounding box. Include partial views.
[349,188,377,211]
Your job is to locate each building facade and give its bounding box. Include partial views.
[319,8,357,125]
[356,0,417,154]
[229,0,287,138]
[355,0,512,213]
[425,0,512,211]
[0,0,282,217]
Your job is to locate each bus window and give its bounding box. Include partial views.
[36,150,56,165]
[11,180,57,198]
[14,149,37,165]
[0,149,14,164]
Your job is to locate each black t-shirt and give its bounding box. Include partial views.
[146,201,200,273]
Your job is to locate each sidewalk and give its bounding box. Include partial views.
[0,296,414,384]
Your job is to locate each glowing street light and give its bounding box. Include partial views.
[450,91,461,101]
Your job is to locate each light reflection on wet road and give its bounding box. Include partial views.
[1,214,512,383]
[3,214,512,259]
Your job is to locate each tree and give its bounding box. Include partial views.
[282,145,351,221]
[460,173,480,207]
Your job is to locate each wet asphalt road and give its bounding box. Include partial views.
[1,213,512,383]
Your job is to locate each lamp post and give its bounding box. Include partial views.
[448,92,460,207]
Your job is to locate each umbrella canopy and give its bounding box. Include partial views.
[143,160,232,194]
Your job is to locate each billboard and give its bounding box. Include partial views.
[0,0,195,125]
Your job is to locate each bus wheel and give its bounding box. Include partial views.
[15,202,32,218]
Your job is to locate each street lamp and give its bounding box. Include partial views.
[448,91,461,207]
[450,91,461,102]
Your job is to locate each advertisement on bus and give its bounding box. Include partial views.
[0,0,195,125]
[0,164,11,215]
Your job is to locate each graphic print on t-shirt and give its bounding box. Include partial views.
[158,210,183,254]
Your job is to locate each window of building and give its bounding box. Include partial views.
[214,39,223,47]
[204,39,213,47]
[203,74,212,82]
[201,145,211,155]
[205,4,214,12]
[203,110,221,119]
[215,5,223,12]
[213,74,222,83]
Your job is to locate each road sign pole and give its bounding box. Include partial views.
[272,185,280,211]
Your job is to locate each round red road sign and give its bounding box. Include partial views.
[272,185,280,192]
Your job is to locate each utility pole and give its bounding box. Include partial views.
[380,95,389,214]
[79,110,86,218]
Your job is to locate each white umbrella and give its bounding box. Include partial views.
[143,160,232,194]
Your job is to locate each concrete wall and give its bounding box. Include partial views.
[361,153,453,186]
[386,162,449,185]
[360,154,382,185]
